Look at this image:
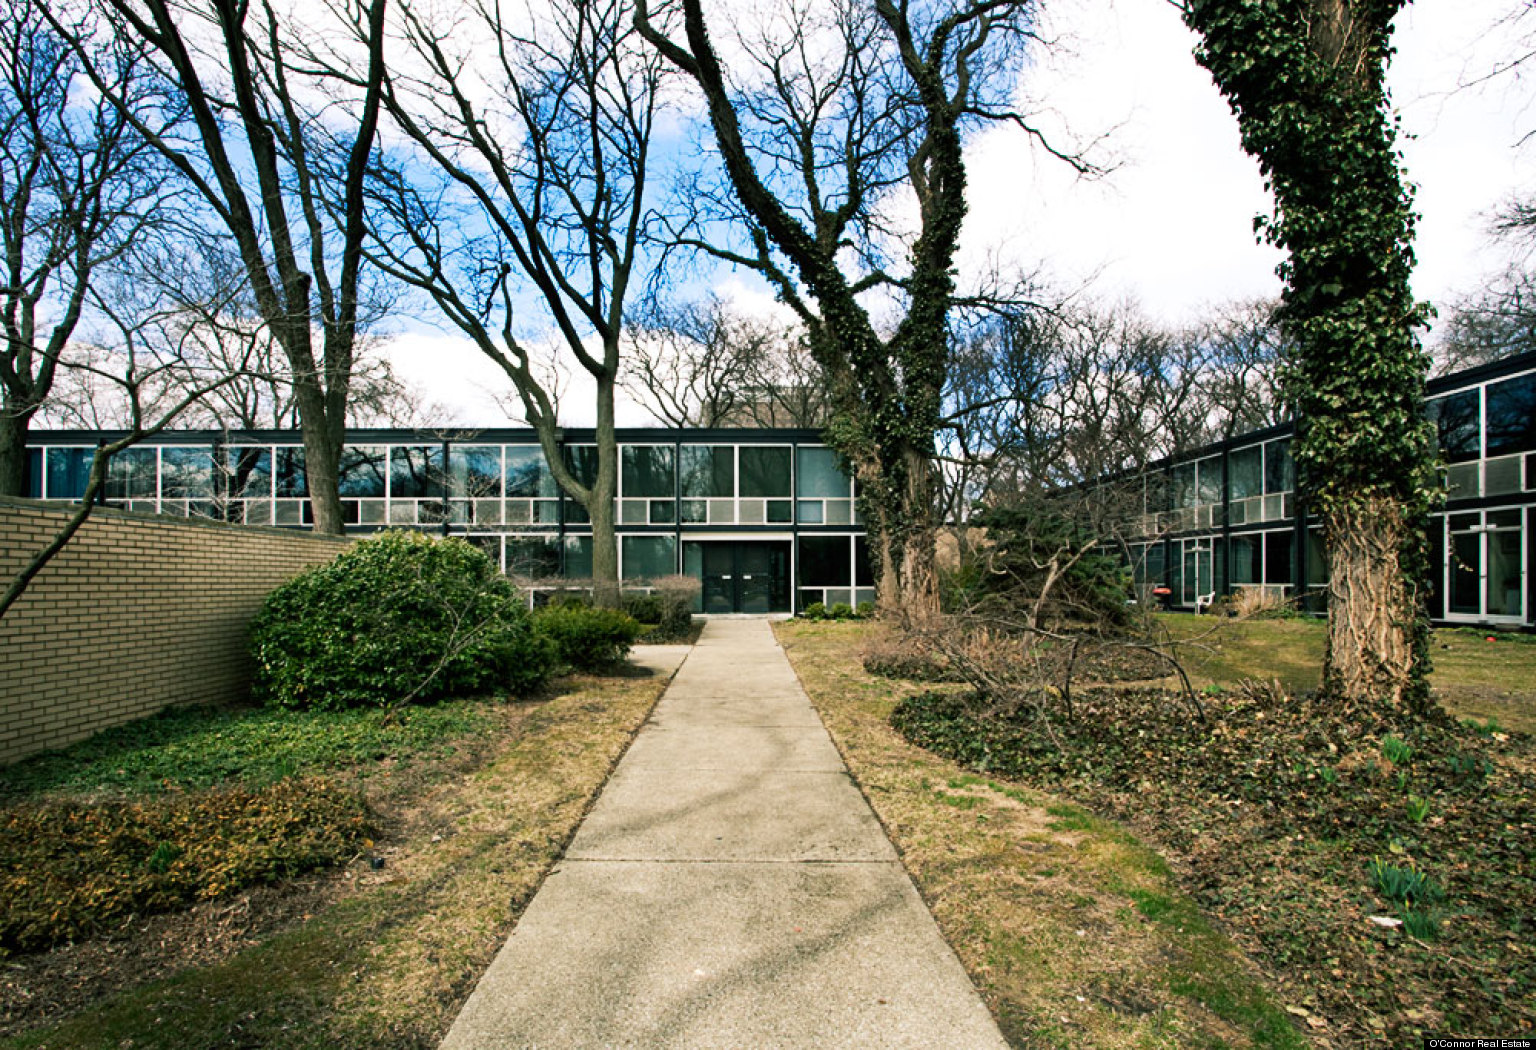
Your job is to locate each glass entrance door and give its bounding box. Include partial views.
[1179,539,1213,608]
[1446,509,1526,623]
[684,541,792,614]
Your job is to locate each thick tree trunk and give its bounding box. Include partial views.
[896,446,942,622]
[1322,499,1418,707]
[0,411,32,498]
[291,378,345,536]
[588,373,621,609]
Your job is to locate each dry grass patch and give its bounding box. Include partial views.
[2,672,670,1050]
[778,620,1302,1050]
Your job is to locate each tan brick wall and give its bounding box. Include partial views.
[0,497,351,766]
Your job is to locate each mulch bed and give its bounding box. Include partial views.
[892,684,1535,1047]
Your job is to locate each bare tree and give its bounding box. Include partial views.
[354,0,667,606]
[42,0,391,534]
[636,0,1087,618]
[0,0,175,495]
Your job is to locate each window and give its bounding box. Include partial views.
[1172,462,1196,508]
[161,447,214,499]
[390,446,443,498]
[1229,446,1262,501]
[621,445,674,498]
[1428,390,1480,463]
[681,445,733,498]
[740,446,791,497]
[799,536,851,587]
[338,446,387,497]
[1485,372,1536,457]
[796,446,847,498]
[106,448,156,500]
[25,448,41,498]
[563,535,593,577]
[563,445,599,488]
[275,447,307,497]
[622,535,676,580]
[45,447,93,500]
[1264,531,1294,586]
[451,446,503,498]
[506,535,560,578]
[227,447,272,499]
[1231,534,1261,586]
[505,446,556,498]
[1264,439,1294,493]
[1196,456,1221,506]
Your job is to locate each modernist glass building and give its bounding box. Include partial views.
[22,428,874,615]
[1121,351,1536,629]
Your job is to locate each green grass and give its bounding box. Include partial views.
[0,701,489,800]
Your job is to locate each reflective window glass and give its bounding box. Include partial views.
[1428,390,1481,463]
[740,446,791,497]
[275,447,307,497]
[390,446,443,498]
[563,445,599,488]
[161,447,214,499]
[622,535,676,580]
[338,446,387,497]
[1229,446,1262,501]
[1264,531,1294,586]
[1172,462,1196,508]
[795,446,847,498]
[681,445,733,498]
[799,536,851,587]
[452,446,503,498]
[1264,439,1295,494]
[25,448,41,497]
[1486,372,1536,457]
[1231,534,1261,585]
[106,447,157,500]
[622,445,675,498]
[506,535,561,578]
[563,535,593,577]
[227,447,272,499]
[46,447,93,500]
[505,446,557,498]
[1196,456,1221,506]
[854,536,874,588]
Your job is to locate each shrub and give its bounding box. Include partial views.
[856,601,875,618]
[623,592,665,625]
[651,575,699,640]
[803,602,827,620]
[828,602,855,620]
[534,604,643,671]
[251,532,554,710]
[861,630,950,682]
[0,778,372,954]
[967,506,1133,627]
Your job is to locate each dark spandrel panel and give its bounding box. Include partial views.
[160,447,215,499]
[564,498,590,524]
[390,445,444,499]
[275,447,307,498]
[1427,389,1481,463]
[45,447,92,500]
[622,445,675,499]
[506,446,557,498]
[622,535,676,580]
[740,446,791,497]
[106,447,156,500]
[799,535,851,588]
[681,445,733,498]
[227,447,272,499]
[795,446,846,499]
[452,446,503,498]
[338,446,387,497]
[1486,372,1536,457]
[1264,439,1295,494]
[563,444,599,489]
[1229,446,1262,501]
[25,448,41,498]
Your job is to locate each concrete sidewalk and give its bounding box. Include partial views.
[440,619,1008,1049]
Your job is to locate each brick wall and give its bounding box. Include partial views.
[0,497,351,766]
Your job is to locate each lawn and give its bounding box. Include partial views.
[1157,613,1536,733]
[777,620,1305,1050]
[0,667,674,1047]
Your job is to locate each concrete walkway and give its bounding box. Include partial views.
[440,619,1008,1049]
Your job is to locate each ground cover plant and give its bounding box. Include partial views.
[0,663,675,1045]
[778,620,1305,1049]
[252,531,554,710]
[889,650,1536,1045]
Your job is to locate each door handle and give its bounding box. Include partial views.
[742,575,753,580]
[721,574,732,580]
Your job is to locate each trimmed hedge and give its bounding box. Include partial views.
[0,778,372,954]
[533,605,643,671]
[251,531,554,710]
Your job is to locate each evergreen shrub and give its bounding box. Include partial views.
[533,605,643,671]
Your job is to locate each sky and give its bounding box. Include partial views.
[384,0,1536,426]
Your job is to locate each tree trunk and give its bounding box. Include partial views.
[1322,498,1418,707]
[896,446,942,623]
[291,378,345,535]
[0,411,32,498]
[588,372,621,609]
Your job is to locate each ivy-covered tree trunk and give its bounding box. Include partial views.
[1184,0,1437,709]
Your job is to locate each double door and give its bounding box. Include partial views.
[685,541,791,614]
